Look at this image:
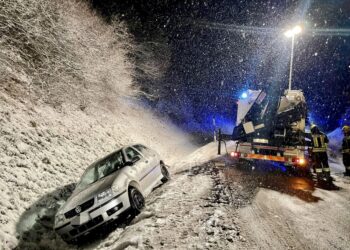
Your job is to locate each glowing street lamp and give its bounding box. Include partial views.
[284,25,302,38]
[284,25,302,91]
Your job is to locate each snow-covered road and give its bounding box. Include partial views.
[75,142,350,250]
[223,163,350,249]
[239,175,350,249]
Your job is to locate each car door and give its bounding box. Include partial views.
[124,147,150,192]
[133,145,161,190]
[133,144,154,164]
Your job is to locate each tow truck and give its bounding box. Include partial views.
[218,86,311,171]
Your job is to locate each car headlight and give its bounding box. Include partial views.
[96,188,113,201]
[111,184,122,194]
[55,213,65,226]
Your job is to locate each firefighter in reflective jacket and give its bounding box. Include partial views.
[342,125,350,176]
[310,124,330,181]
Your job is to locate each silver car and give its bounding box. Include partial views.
[54,144,170,242]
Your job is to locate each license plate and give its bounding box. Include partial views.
[71,213,90,225]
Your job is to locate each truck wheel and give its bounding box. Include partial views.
[129,187,144,214]
[160,163,170,183]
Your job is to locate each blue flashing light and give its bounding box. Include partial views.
[240,92,248,99]
[271,162,287,172]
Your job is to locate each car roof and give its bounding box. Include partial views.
[84,144,145,171]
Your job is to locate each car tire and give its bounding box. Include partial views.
[128,187,145,214]
[160,163,170,183]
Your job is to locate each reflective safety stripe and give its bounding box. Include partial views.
[313,148,327,153]
[342,149,350,154]
[313,137,318,148]
[323,168,330,172]
[315,168,323,173]
[346,166,350,170]
[312,135,327,148]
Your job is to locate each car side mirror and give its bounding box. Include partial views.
[125,161,133,166]
[131,155,141,163]
[125,156,141,166]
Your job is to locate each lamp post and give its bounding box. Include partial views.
[284,25,302,91]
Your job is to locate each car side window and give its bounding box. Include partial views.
[125,147,142,162]
[133,144,148,154]
[100,150,124,176]
[112,151,124,170]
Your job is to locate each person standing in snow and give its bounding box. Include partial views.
[342,125,350,176]
[310,124,331,182]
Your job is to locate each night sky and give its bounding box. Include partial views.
[92,0,350,133]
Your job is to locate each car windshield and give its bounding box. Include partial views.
[76,150,124,190]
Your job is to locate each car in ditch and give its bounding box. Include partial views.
[54,144,170,242]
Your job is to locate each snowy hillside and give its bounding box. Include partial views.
[0,0,195,249]
[0,92,195,249]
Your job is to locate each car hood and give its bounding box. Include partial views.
[59,171,120,214]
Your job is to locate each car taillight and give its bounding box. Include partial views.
[230,151,240,158]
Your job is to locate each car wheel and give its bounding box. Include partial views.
[160,163,170,183]
[128,187,145,214]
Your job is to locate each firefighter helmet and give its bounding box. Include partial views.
[311,124,319,134]
[342,125,350,133]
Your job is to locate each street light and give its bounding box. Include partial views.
[284,25,302,91]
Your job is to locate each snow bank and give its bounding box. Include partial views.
[173,141,236,173]
[327,128,345,173]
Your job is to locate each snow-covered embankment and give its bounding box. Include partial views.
[0,92,195,249]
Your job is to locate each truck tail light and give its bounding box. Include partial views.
[293,157,307,166]
[230,151,241,158]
